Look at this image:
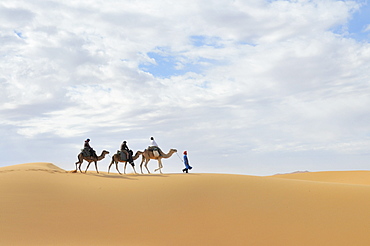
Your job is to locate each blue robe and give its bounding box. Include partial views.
[184,155,191,169]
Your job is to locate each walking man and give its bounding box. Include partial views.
[182,151,192,173]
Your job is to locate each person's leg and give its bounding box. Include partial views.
[129,150,134,163]
[122,150,129,160]
[93,150,98,158]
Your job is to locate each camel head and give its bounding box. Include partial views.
[102,150,110,155]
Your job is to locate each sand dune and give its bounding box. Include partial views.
[1,163,370,245]
[273,170,370,185]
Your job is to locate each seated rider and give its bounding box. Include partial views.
[120,141,133,164]
[84,139,98,158]
[150,137,158,148]
[148,137,161,156]
[148,137,158,150]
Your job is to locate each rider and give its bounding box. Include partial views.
[148,137,161,156]
[84,139,98,158]
[120,140,134,164]
[150,137,158,147]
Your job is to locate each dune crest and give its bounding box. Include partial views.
[272,170,370,186]
[0,162,65,172]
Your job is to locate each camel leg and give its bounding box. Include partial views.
[94,161,99,174]
[78,163,83,173]
[154,159,161,172]
[115,161,121,175]
[85,161,92,173]
[154,159,163,173]
[144,160,151,174]
[124,162,127,174]
[140,158,145,174]
[131,163,137,174]
[108,162,113,174]
[76,156,83,173]
[108,157,115,174]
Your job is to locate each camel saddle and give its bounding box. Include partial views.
[117,150,130,161]
[148,146,161,157]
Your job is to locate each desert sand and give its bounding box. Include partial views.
[1,163,370,245]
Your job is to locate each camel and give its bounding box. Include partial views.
[140,148,177,174]
[108,150,143,174]
[75,150,110,174]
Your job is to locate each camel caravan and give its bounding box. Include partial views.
[75,137,178,174]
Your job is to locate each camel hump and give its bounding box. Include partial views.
[148,146,162,156]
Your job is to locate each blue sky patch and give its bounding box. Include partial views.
[347,2,370,42]
[14,30,25,39]
[190,35,224,48]
[139,50,218,78]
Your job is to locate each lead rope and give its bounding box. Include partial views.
[176,152,184,163]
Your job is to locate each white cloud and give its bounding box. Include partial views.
[0,0,369,175]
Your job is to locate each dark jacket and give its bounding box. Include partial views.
[84,141,92,150]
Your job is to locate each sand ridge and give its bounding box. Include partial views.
[272,170,370,186]
[1,163,370,245]
[0,162,66,173]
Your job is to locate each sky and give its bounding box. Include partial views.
[1,0,370,176]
